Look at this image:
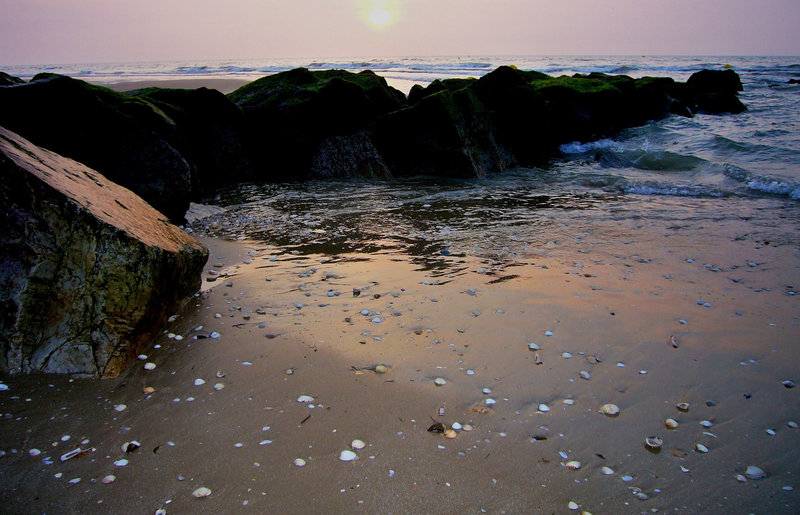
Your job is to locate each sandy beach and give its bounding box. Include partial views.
[1,198,798,514]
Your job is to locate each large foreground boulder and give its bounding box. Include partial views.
[0,126,207,378]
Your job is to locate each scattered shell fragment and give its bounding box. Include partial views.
[694,443,709,453]
[374,364,388,374]
[736,474,748,483]
[782,380,796,388]
[579,370,591,381]
[485,398,497,406]
[114,459,128,467]
[293,458,306,467]
[144,362,157,370]
[428,423,446,433]
[214,383,224,391]
[568,501,579,510]
[745,465,767,479]
[339,450,357,462]
[565,460,582,470]
[670,335,679,348]
[451,422,462,430]
[194,378,206,386]
[699,420,713,428]
[122,441,140,453]
[538,403,550,413]
[600,404,620,416]
[434,377,447,386]
[444,429,458,439]
[192,487,212,498]
[29,448,41,457]
[351,439,366,450]
[676,402,690,412]
[644,436,663,449]
[600,466,615,475]
[788,421,799,429]
[482,387,492,395]
[297,395,315,403]
[528,343,540,351]
[143,386,156,395]
[113,404,127,412]
[60,448,85,462]
[101,475,116,484]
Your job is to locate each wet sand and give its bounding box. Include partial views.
[1,210,799,514]
[99,78,250,94]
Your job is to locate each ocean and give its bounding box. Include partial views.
[5,55,800,260]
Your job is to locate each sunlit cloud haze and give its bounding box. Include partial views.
[1,0,798,65]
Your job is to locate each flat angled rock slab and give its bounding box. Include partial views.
[0,126,207,377]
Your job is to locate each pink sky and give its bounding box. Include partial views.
[1,0,798,65]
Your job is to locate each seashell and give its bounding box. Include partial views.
[351,439,366,450]
[600,404,620,416]
[559,450,569,459]
[114,459,128,467]
[427,423,446,433]
[194,378,205,386]
[192,487,212,498]
[534,354,543,365]
[101,474,116,484]
[451,422,462,430]
[293,458,306,467]
[562,352,572,359]
[579,370,591,381]
[782,380,796,388]
[122,441,140,453]
[444,429,458,439]
[144,362,156,370]
[485,398,496,406]
[744,465,766,479]
[680,466,690,473]
[114,404,127,412]
[339,450,357,462]
[676,402,689,412]
[215,371,226,378]
[482,387,492,394]
[568,501,579,510]
[563,399,575,406]
[214,383,224,391]
[434,377,447,386]
[143,386,156,395]
[155,510,166,515]
[565,460,581,470]
[471,406,491,414]
[462,424,474,431]
[137,354,148,360]
[374,364,388,374]
[60,448,85,462]
[644,436,663,449]
[297,395,314,403]
[285,368,294,375]
[788,421,799,429]
[694,443,709,453]
[538,403,550,413]
[29,448,41,457]
[528,343,540,351]
[600,466,615,475]
[670,335,679,348]
[699,420,713,428]
[735,474,748,483]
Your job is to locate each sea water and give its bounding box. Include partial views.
[6,55,799,260]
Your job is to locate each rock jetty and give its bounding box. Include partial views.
[0,127,207,377]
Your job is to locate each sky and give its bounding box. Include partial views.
[1,0,799,65]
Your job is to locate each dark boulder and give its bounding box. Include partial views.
[684,69,746,114]
[0,126,207,377]
[0,72,24,86]
[128,86,253,196]
[228,68,406,180]
[0,74,192,222]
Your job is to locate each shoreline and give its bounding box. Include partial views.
[1,213,798,512]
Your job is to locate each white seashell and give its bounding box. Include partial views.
[676,402,689,412]
[665,418,679,429]
[194,378,205,386]
[559,450,569,459]
[114,404,126,412]
[155,510,166,515]
[60,448,84,462]
[29,448,41,457]
[528,343,540,351]
[434,377,447,386]
[68,477,81,484]
[579,370,591,380]
[563,399,575,406]
[766,428,776,436]
[788,421,799,429]
[485,398,496,406]
[214,383,224,391]
[545,331,553,336]
[144,362,157,370]
[482,387,492,394]
[735,474,748,483]
[114,459,128,467]
[621,475,633,482]
[600,466,615,475]
[694,443,709,453]
[568,501,579,510]
[462,424,473,431]
[644,436,663,449]
[699,420,712,428]
[680,466,690,473]
[351,439,366,450]
[565,460,581,470]
[192,487,212,498]
[0,383,8,391]
[285,368,294,375]
[538,403,550,413]
[744,465,766,479]
[444,429,458,439]
[339,450,357,462]
[101,474,116,484]
[562,352,572,359]
[293,458,306,467]
[137,354,147,360]
[600,404,620,416]
[297,395,315,403]
[374,364,388,374]
[451,422,462,430]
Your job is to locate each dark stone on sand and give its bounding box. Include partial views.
[228,68,406,180]
[0,72,24,86]
[684,69,747,114]
[0,74,193,223]
[0,127,207,377]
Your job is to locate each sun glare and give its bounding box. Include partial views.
[369,8,392,27]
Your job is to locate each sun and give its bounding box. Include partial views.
[369,8,393,27]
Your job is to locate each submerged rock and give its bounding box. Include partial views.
[0,127,207,377]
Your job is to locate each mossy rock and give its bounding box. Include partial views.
[0,72,25,86]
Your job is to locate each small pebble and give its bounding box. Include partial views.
[293,458,306,467]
